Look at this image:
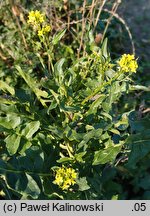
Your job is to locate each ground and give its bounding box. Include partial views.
[119,0,150,74]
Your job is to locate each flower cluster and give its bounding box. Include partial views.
[27,10,51,37]
[53,166,77,190]
[117,54,138,73]
[28,10,45,26]
[38,25,51,37]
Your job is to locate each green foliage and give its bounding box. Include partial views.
[0,33,133,199]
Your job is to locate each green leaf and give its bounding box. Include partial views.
[54,58,65,85]
[60,102,81,113]
[74,152,86,163]
[16,65,37,90]
[36,53,46,69]
[102,81,126,112]
[57,157,74,163]
[52,29,66,45]
[19,146,44,172]
[111,194,119,200]
[101,38,108,58]
[5,134,21,155]
[126,129,150,168]
[65,128,83,142]
[0,80,15,95]
[0,103,18,114]
[105,69,116,78]
[19,140,32,155]
[21,121,40,139]
[86,94,106,115]
[115,113,129,131]
[89,30,94,44]
[48,125,64,139]
[101,112,112,121]
[131,85,150,91]
[6,172,41,199]
[16,66,48,106]
[22,174,41,199]
[78,128,103,150]
[129,115,150,133]
[0,114,21,129]
[0,97,16,105]
[92,143,122,165]
[43,178,64,199]
[109,128,120,135]
[47,100,57,112]
[76,177,90,191]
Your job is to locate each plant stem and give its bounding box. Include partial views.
[77,0,87,58]
[101,0,121,43]
[94,0,107,31]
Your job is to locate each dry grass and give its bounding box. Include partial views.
[1,0,135,59]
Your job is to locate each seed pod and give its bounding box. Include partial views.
[63,0,68,10]
[95,33,103,44]
[12,5,20,17]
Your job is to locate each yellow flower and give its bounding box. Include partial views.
[27,10,45,26]
[53,175,63,185]
[43,25,51,33]
[0,190,5,197]
[27,10,51,38]
[37,29,44,37]
[53,166,77,190]
[62,183,70,190]
[66,167,77,179]
[117,54,138,72]
[38,25,51,37]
